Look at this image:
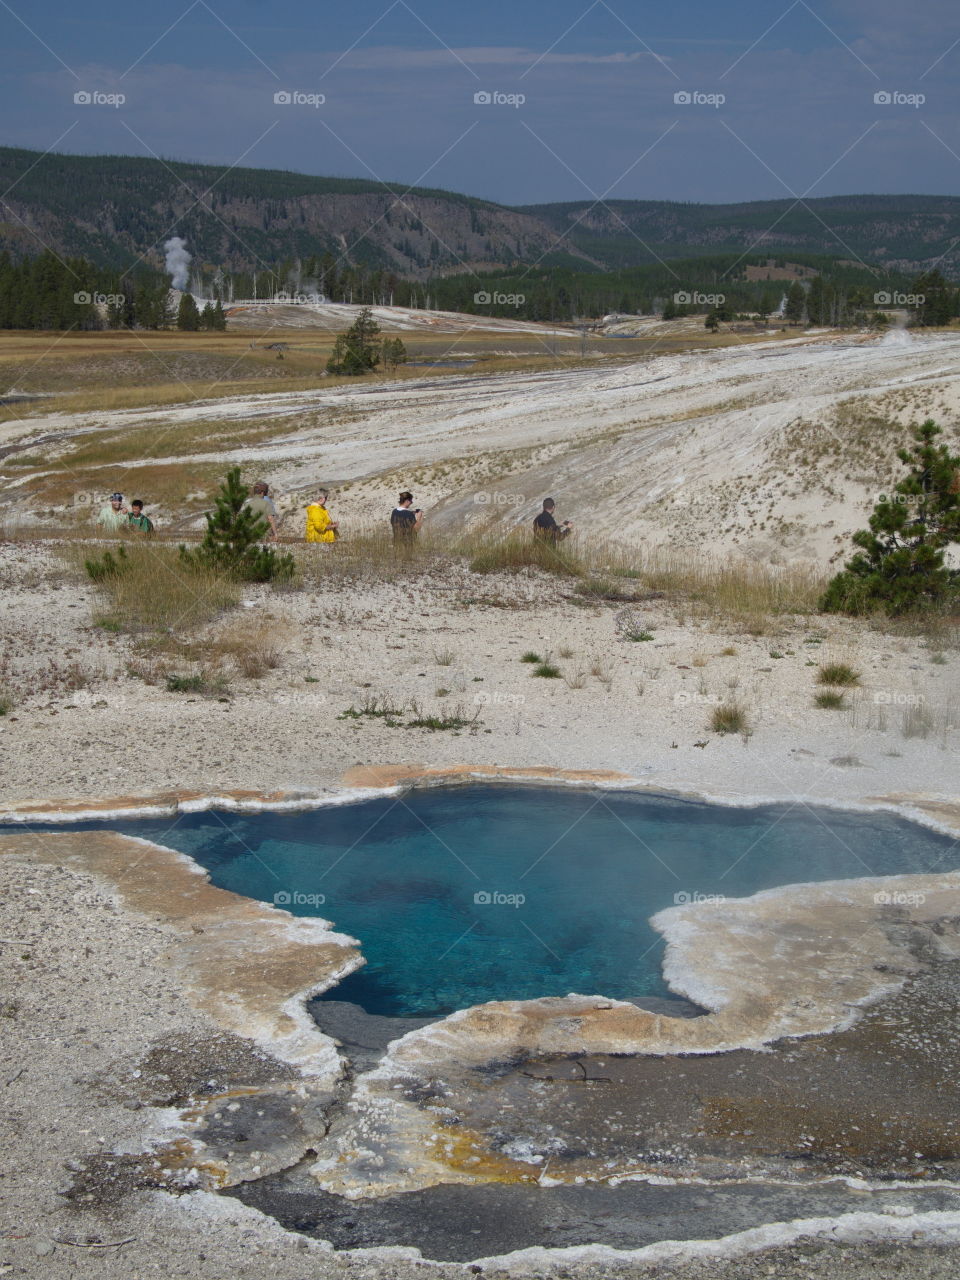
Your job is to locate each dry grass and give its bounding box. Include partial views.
[901,701,936,739]
[67,541,241,633]
[0,328,718,426]
[31,517,939,656]
[609,547,826,622]
[710,701,751,736]
[291,529,827,628]
[207,616,286,678]
[877,609,960,651]
[28,462,226,523]
[291,528,447,584]
[56,416,289,469]
[461,529,584,577]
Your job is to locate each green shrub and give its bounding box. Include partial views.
[405,707,476,731]
[166,674,205,693]
[84,544,128,582]
[822,421,960,616]
[814,690,846,709]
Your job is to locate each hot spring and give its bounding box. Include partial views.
[41,786,958,1017]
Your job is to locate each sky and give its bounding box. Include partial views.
[2,0,960,205]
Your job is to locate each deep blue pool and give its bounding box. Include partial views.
[13,786,957,1016]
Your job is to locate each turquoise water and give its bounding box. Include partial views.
[16,787,957,1016]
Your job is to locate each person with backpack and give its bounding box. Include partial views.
[246,481,279,541]
[127,500,154,533]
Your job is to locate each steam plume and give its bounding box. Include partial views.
[164,237,191,290]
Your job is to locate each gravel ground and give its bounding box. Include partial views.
[0,541,957,812]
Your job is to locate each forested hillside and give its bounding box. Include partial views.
[520,195,960,275]
[0,147,592,279]
[3,147,960,281]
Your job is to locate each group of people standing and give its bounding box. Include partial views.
[96,493,154,532]
[237,482,421,544]
[94,483,572,545]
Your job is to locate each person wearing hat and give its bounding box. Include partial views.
[97,492,128,531]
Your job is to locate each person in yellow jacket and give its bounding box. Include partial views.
[305,489,339,543]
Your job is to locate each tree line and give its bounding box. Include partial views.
[2,247,957,333]
[0,251,225,330]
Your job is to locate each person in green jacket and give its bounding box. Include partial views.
[127,500,154,533]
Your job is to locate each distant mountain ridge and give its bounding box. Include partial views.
[518,194,960,275]
[0,146,595,280]
[1,146,958,279]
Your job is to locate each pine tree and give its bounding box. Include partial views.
[382,337,407,372]
[822,421,960,615]
[177,293,201,331]
[806,276,827,325]
[326,307,382,375]
[179,468,295,582]
[784,281,806,326]
[910,270,955,327]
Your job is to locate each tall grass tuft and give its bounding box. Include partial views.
[814,690,846,710]
[817,662,860,687]
[710,701,750,736]
[460,530,584,577]
[292,527,445,585]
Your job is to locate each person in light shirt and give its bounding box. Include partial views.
[96,491,128,531]
[246,480,279,541]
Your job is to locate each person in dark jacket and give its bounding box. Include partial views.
[391,491,423,539]
[532,497,572,541]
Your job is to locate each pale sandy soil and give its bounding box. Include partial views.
[223,300,575,335]
[0,541,956,809]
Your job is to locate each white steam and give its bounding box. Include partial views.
[164,237,192,290]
